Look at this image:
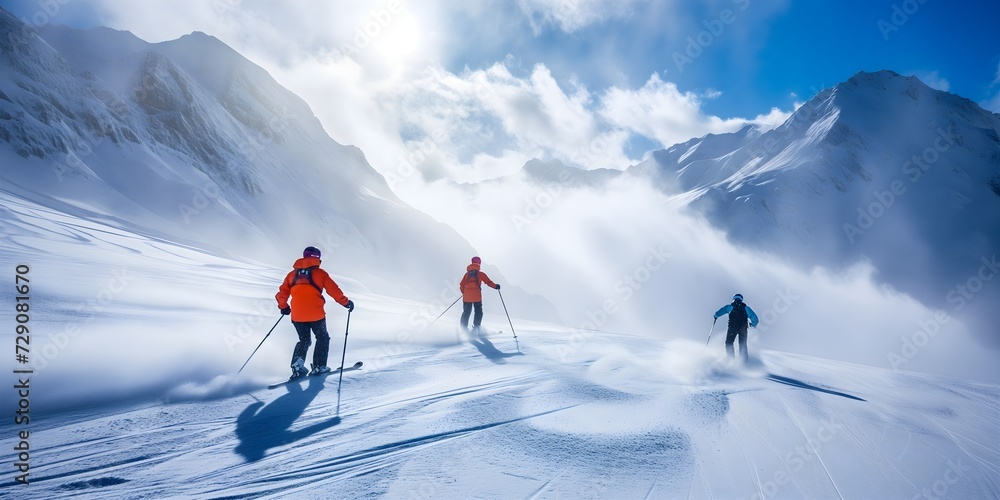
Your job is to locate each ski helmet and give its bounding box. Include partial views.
[471,256,482,264]
[733,293,743,302]
[303,246,321,259]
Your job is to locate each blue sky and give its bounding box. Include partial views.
[427,1,1000,117]
[3,0,998,181]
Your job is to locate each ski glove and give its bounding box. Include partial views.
[280,307,291,315]
[345,300,355,312]
[495,284,501,290]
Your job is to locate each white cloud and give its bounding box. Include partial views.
[82,1,791,184]
[984,62,1000,113]
[515,0,638,34]
[751,106,793,131]
[911,70,950,92]
[984,94,1000,114]
[598,73,753,148]
[373,62,635,181]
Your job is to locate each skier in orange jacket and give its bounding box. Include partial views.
[459,256,500,334]
[276,246,354,379]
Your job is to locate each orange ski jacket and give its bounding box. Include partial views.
[459,263,497,303]
[275,257,349,322]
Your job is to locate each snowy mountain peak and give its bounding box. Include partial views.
[0,15,546,305]
[629,69,1000,343]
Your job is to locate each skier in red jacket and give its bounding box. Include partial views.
[459,256,500,335]
[275,246,354,379]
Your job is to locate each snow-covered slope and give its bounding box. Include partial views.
[1,12,997,497]
[0,9,542,306]
[632,70,1000,342]
[6,161,994,496]
[6,318,999,498]
[2,190,996,496]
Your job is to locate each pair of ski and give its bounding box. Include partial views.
[267,361,363,389]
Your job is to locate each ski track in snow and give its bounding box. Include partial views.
[0,193,998,498]
[4,327,999,498]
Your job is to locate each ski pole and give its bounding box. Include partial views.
[704,318,717,348]
[336,309,352,416]
[496,288,519,352]
[431,296,461,325]
[237,315,284,374]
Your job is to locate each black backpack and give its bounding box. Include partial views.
[729,301,748,329]
[462,269,480,289]
[291,266,322,293]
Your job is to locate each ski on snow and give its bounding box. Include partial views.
[268,361,364,389]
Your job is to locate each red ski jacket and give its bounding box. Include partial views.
[459,263,497,303]
[275,257,349,322]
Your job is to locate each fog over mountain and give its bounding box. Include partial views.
[0,9,549,316]
[397,70,1000,385]
[631,70,1000,347]
[1,8,999,498]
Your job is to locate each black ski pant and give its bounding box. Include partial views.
[460,301,483,331]
[291,318,330,367]
[725,326,749,364]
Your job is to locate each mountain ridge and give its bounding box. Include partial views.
[629,69,1000,341]
[0,9,552,314]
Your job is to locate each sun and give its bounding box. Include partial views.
[370,11,423,69]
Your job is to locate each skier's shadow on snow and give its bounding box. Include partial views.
[468,334,523,363]
[234,376,341,462]
[765,373,866,402]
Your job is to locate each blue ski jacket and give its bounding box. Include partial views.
[714,303,759,328]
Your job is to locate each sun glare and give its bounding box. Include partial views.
[370,11,423,70]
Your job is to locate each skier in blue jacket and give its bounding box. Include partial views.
[713,293,759,364]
